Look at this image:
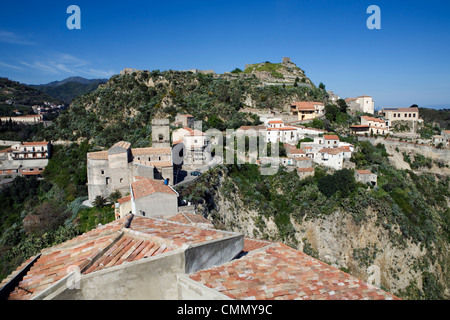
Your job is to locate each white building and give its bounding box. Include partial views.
[345,96,375,115]
[115,177,178,219]
[172,127,209,164]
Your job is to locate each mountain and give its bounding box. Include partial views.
[43,62,329,147]
[240,57,313,86]
[0,77,62,115]
[37,76,108,87]
[30,77,108,104]
[419,107,450,130]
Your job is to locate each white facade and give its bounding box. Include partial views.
[346,96,375,114]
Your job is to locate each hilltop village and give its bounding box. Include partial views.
[0,59,449,301]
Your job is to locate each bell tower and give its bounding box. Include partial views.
[151,118,170,147]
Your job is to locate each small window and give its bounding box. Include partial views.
[101,170,105,175]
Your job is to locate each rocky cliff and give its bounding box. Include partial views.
[179,164,449,300]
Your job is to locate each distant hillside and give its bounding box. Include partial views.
[0,78,62,116]
[42,67,328,147]
[240,57,312,86]
[30,77,108,104]
[419,107,450,130]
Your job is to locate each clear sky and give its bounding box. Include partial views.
[1,0,449,109]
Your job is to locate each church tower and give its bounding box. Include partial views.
[151,118,170,147]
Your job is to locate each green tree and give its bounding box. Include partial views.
[93,195,107,208]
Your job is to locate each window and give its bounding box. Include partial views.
[409,113,412,118]
[101,170,105,175]
[393,113,396,118]
[158,134,164,142]
[413,114,416,117]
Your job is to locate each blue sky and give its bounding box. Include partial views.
[1,0,449,109]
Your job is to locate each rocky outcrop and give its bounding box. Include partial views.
[195,170,449,300]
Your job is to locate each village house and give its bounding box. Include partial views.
[378,107,421,127]
[296,167,315,179]
[115,177,178,219]
[0,114,43,125]
[355,169,378,187]
[290,101,325,121]
[350,116,389,136]
[345,96,375,114]
[172,127,209,164]
[87,141,173,205]
[314,147,347,170]
[173,114,195,128]
[0,141,51,177]
[0,214,399,300]
[432,130,450,148]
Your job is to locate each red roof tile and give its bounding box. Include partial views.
[189,243,400,300]
[292,101,324,111]
[131,178,177,199]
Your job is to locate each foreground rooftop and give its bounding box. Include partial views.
[0,214,399,300]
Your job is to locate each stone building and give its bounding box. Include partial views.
[345,96,375,115]
[151,118,171,148]
[0,141,51,176]
[87,141,173,205]
[115,177,178,219]
[378,107,421,128]
[290,101,325,121]
[355,169,378,187]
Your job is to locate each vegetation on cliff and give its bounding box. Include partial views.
[41,70,328,147]
[177,140,449,300]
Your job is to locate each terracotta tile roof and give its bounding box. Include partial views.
[319,148,343,155]
[361,116,385,123]
[5,221,124,300]
[356,170,372,175]
[350,125,370,128]
[131,147,172,156]
[189,243,399,300]
[83,230,175,274]
[87,151,108,160]
[131,178,177,199]
[243,238,273,252]
[297,167,315,173]
[268,120,284,124]
[21,141,49,146]
[238,125,266,131]
[117,195,132,204]
[149,160,173,168]
[111,141,131,150]
[292,101,324,110]
[383,107,419,113]
[284,144,305,154]
[323,135,339,140]
[266,127,297,131]
[128,216,232,247]
[164,212,214,227]
[0,147,13,153]
[181,127,205,136]
[2,215,239,300]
